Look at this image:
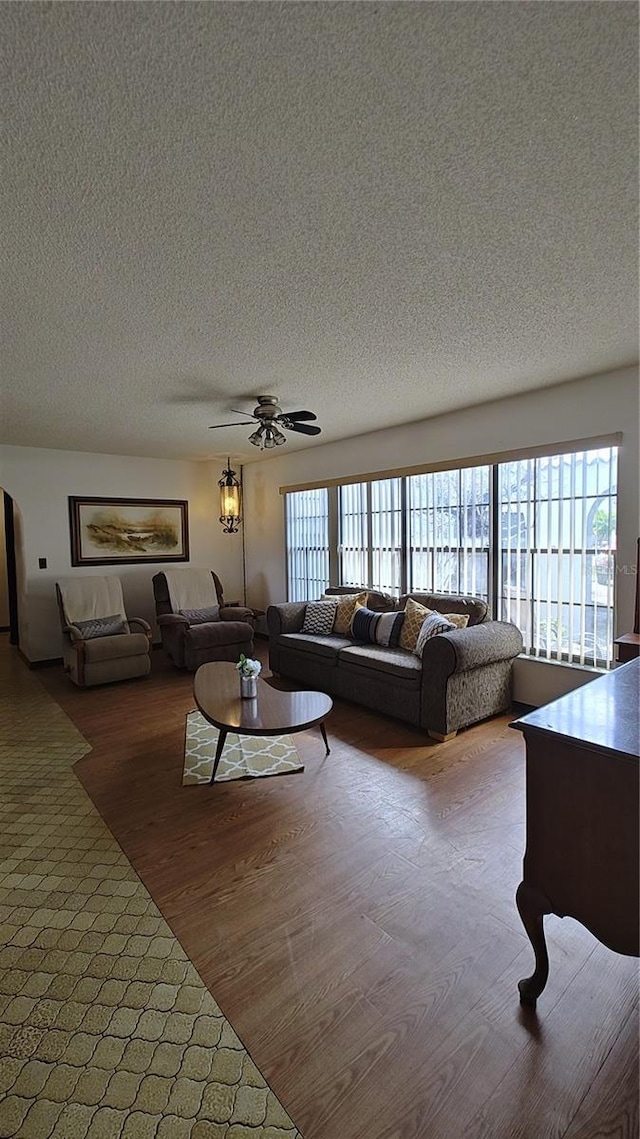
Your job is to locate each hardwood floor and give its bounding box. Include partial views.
[40,646,639,1139]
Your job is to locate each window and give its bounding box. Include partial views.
[408,466,490,599]
[285,488,329,602]
[338,478,403,594]
[284,443,618,667]
[338,482,369,589]
[497,447,617,667]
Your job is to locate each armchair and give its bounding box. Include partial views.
[56,575,152,687]
[152,569,254,670]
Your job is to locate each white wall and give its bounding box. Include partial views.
[0,446,244,662]
[241,366,639,705]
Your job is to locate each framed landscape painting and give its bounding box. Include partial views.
[69,497,189,566]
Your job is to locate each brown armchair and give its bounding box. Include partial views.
[152,569,254,670]
[56,575,152,687]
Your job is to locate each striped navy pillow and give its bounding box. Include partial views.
[351,606,404,648]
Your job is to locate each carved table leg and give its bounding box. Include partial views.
[516,881,551,1008]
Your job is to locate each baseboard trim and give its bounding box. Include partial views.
[19,649,63,669]
[511,700,536,715]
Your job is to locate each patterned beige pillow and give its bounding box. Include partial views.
[443,612,470,629]
[399,597,434,651]
[323,592,368,635]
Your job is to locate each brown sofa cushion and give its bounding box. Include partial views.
[339,644,422,683]
[83,632,150,662]
[185,621,253,649]
[279,633,353,660]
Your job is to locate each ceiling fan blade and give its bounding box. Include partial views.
[208,421,255,429]
[286,422,322,436]
[230,409,256,417]
[277,410,317,422]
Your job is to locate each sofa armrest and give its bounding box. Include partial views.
[421,621,523,676]
[157,613,189,627]
[267,603,307,637]
[220,606,253,622]
[419,621,523,737]
[128,616,152,637]
[63,623,84,643]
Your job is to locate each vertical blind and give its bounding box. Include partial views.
[407,466,490,599]
[285,487,329,602]
[285,444,618,667]
[339,482,370,588]
[497,447,617,667]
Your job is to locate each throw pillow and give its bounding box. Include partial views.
[322,591,368,635]
[179,605,220,625]
[75,614,126,640]
[374,610,405,647]
[443,612,470,629]
[350,604,379,643]
[399,597,434,652]
[351,604,405,648]
[302,601,337,635]
[414,613,456,657]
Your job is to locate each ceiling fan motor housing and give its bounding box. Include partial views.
[253,396,281,421]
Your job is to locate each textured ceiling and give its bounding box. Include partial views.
[1,2,638,463]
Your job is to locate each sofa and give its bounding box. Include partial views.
[153,569,254,670]
[56,575,152,687]
[267,588,523,740]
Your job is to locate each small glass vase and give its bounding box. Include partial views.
[240,674,258,699]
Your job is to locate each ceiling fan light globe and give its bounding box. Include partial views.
[248,429,263,447]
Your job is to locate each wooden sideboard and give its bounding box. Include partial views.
[614,632,640,663]
[511,658,639,1007]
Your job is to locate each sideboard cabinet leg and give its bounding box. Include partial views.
[516,881,551,1008]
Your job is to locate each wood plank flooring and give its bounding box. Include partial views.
[40,645,639,1139]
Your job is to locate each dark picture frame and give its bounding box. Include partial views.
[69,496,190,566]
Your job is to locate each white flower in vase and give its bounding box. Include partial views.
[236,654,262,678]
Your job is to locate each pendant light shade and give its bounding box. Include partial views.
[218,459,242,533]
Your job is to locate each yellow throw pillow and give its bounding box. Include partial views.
[399,597,434,651]
[443,612,470,629]
[323,592,368,635]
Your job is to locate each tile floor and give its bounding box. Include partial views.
[0,640,301,1139]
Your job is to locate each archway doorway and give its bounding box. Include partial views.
[1,490,19,647]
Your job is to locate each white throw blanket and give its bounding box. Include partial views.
[58,576,127,624]
[164,569,218,613]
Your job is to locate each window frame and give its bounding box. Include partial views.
[283,436,620,668]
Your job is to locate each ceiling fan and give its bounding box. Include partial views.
[209,395,322,449]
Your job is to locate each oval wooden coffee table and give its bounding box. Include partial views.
[193,662,333,785]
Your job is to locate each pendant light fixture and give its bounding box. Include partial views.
[218,459,242,533]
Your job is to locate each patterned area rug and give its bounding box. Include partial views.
[0,643,302,1138]
[183,712,304,785]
